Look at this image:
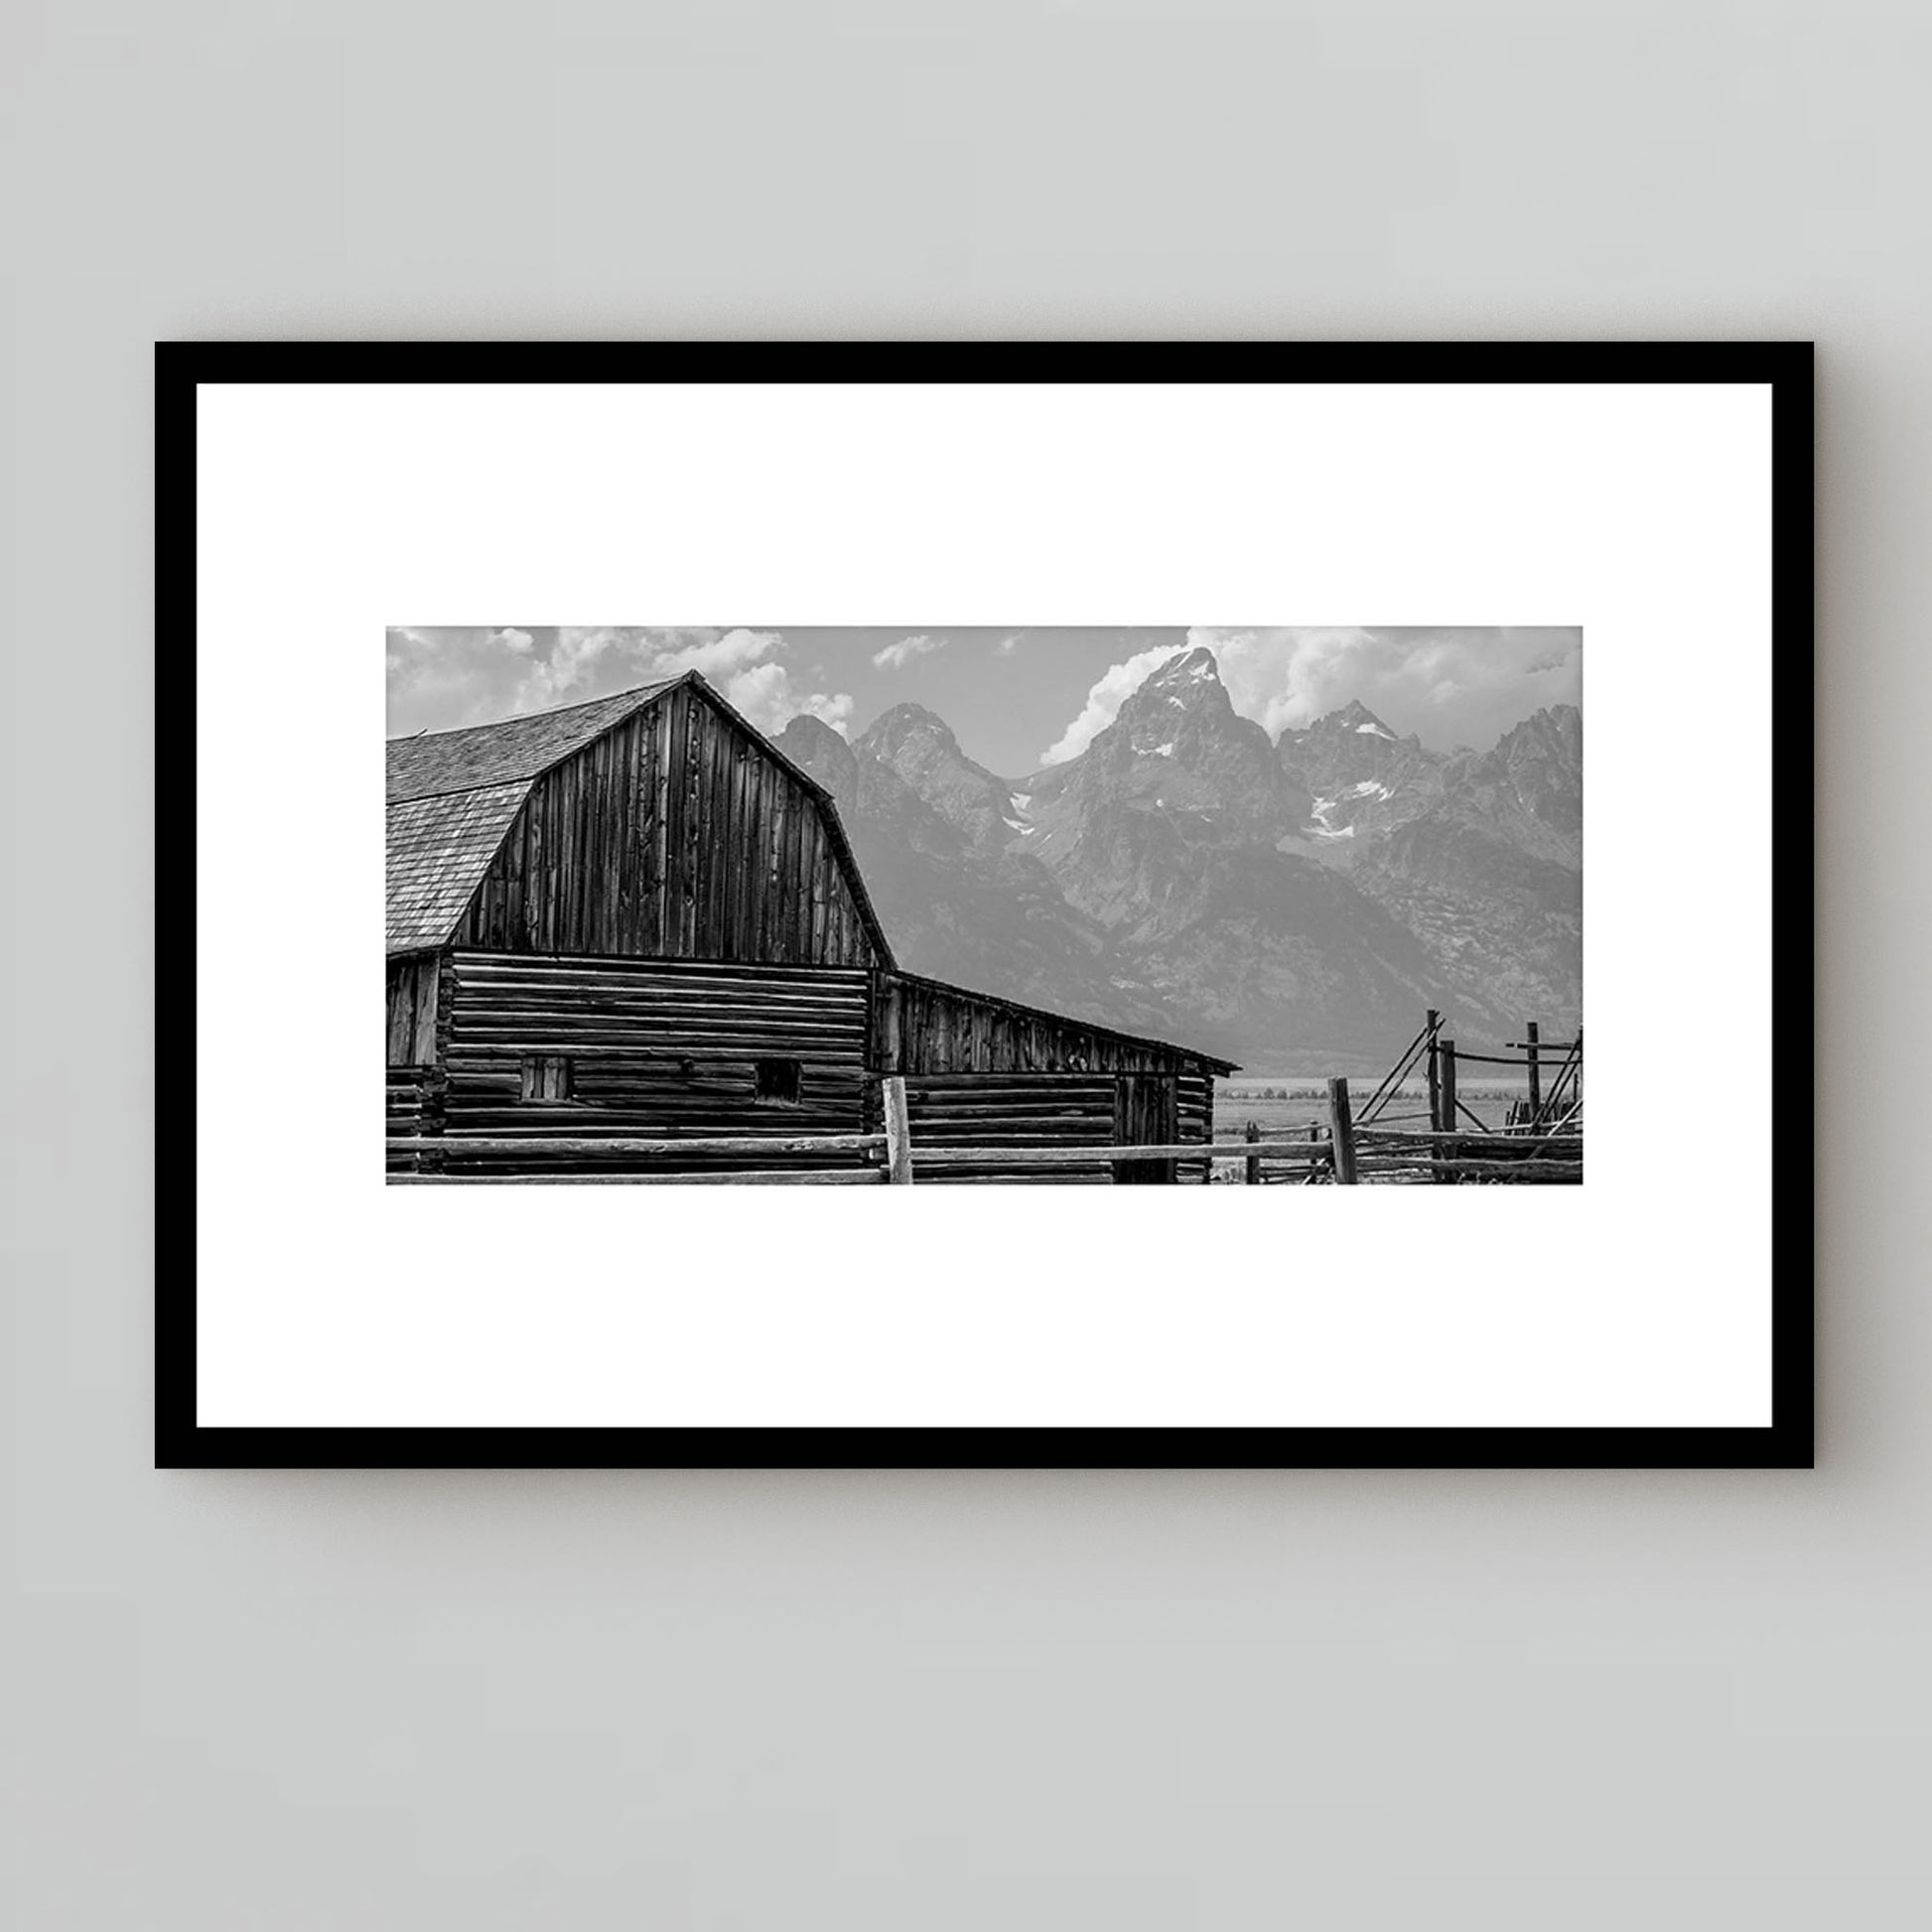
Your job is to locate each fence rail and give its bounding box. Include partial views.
[385,1132,884,1158]
[387,1061,1581,1184]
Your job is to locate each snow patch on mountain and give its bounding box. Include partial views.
[1310,794,1357,838]
[1355,721,1397,739]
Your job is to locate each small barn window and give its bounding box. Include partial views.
[520,1054,573,1102]
[754,1057,801,1105]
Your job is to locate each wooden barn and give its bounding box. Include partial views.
[386,674,1237,1181]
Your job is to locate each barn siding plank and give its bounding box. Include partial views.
[432,952,872,1174]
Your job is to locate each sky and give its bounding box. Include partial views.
[386,626,1582,776]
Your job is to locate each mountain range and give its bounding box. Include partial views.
[775,646,1581,1071]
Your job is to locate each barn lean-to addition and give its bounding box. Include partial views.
[386,674,1237,1181]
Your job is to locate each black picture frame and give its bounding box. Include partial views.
[156,340,1813,1471]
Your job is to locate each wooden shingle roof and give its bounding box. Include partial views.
[386,683,682,956]
[386,681,676,802]
[386,783,531,954]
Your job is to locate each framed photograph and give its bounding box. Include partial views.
[160,342,1811,1468]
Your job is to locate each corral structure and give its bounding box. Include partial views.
[386,675,1237,1181]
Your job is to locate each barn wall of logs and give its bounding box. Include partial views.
[385,1064,440,1173]
[870,1073,1115,1184]
[1176,1070,1215,1184]
[431,951,872,1174]
[450,683,879,969]
[385,953,1228,1182]
[861,972,1226,1183]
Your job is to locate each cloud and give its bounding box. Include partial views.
[389,625,854,740]
[872,632,946,671]
[995,631,1026,656]
[652,627,782,676]
[794,690,856,733]
[505,626,631,713]
[720,660,854,737]
[1037,627,1581,763]
[1038,643,1187,763]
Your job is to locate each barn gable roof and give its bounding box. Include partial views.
[384,673,895,966]
[386,681,677,803]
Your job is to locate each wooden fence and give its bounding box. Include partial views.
[389,1071,1582,1184]
[1352,1010,1583,1139]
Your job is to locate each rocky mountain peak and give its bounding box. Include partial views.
[1015,646,1311,866]
[1111,647,1238,742]
[856,701,962,759]
[851,703,1015,857]
[773,713,859,803]
[1308,697,1401,742]
[1151,644,1222,686]
[1503,702,1582,752]
[1274,699,1444,848]
[1457,704,1582,860]
[1482,703,1582,774]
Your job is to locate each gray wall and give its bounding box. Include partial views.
[3,3,1916,1925]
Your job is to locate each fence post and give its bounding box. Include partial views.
[1425,1009,1442,1132]
[419,1064,447,1176]
[1525,1020,1541,1123]
[1244,1119,1261,1186]
[882,1075,913,1184]
[1326,1076,1358,1185]
[1439,1040,1457,1183]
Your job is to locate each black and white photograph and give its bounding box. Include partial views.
[385,625,1583,1186]
[162,343,1803,1463]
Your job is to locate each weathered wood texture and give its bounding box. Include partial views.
[881,1075,913,1185]
[872,971,1230,1078]
[851,974,1228,1183]
[1115,1073,1179,1184]
[856,1070,1207,1183]
[395,1170,889,1186]
[385,952,443,1064]
[433,952,873,1173]
[880,1071,1119,1182]
[1177,1070,1214,1184]
[384,1064,439,1173]
[386,785,532,954]
[912,1139,1326,1166]
[448,683,881,968]
[1327,1075,1359,1184]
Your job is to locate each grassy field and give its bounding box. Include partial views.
[1215,1076,1534,1137]
[1208,1076,1575,1181]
